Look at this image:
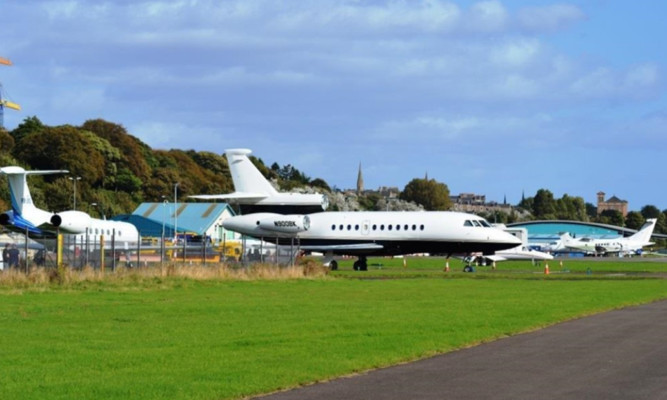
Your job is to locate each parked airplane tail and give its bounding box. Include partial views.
[0,166,68,234]
[0,166,68,215]
[190,148,328,214]
[559,232,574,243]
[629,218,657,245]
[226,148,279,196]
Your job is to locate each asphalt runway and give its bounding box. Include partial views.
[257,300,667,400]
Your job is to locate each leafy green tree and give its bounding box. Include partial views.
[554,194,587,220]
[625,211,645,230]
[10,116,45,142]
[656,211,667,234]
[277,164,310,186]
[40,177,72,212]
[0,153,20,210]
[116,167,143,197]
[533,189,556,219]
[82,119,151,180]
[640,205,661,219]
[516,196,534,218]
[0,128,14,153]
[358,193,381,211]
[13,125,106,185]
[598,209,624,226]
[186,151,233,194]
[310,178,331,192]
[400,178,451,211]
[143,167,181,201]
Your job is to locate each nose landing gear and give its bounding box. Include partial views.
[353,256,368,271]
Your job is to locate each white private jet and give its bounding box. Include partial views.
[200,149,521,270]
[0,166,139,247]
[559,218,657,256]
[190,148,328,214]
[466,226,554,265]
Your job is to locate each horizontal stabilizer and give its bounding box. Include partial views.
[0,166,69,175]
[189,192,268,201]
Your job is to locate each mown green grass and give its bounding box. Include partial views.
[334,256,667,277]
[1,261,666,400]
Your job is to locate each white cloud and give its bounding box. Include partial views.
[624,63,659,88]
[467,1,508,32]
[516,4,586,32]
[491,38,541,68]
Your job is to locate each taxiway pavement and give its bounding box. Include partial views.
[257,300,667,399]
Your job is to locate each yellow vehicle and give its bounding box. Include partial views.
[216,241,242,262]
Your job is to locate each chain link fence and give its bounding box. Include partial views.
[0,231,303,272]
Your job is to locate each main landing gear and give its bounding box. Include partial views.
[353,256,368,271]
[462,255,479,273]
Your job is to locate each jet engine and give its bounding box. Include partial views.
[50,211,92,234]
[258,214,311,234]
[0,212,11,226]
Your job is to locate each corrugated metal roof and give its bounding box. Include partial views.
[131,202,235,235]
[112,214,176,238]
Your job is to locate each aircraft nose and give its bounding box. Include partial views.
[222,217,245,232]
[510,235,522,245]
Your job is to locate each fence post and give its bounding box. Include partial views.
[57,233,63,268]
[182,234,186,265]
[136,231,141,268]
[203,237,207,267]
[111,229,116,272]
[85,228,89,267]
[100,234,105,272]
[24,225,29,273]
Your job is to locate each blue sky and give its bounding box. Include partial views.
[1,1,665,210]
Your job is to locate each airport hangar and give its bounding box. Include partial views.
[112,202,240,242]
[507,220,667,245]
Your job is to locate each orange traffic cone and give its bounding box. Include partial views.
[544,263,550,275]
[444,260,450,272]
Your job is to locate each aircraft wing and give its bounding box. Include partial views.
[189,192,268,201]
[300,243,384,251]
[483,254,507,262]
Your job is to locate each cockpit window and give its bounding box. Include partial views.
[471,220,481,227]
[478,219,491,227]
[464,220,473,227]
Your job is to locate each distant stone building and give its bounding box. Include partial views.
[449,192,513,214]
[450,193,486,206]
[597,191,628,217]
[377,186,400,199]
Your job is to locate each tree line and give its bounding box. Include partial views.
[1,117,665,236]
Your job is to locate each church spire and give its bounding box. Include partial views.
[357,162,364,194]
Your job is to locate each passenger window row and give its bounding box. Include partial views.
[331,224,425,231]
[74,229,123,238]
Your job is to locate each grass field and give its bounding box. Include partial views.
[1,258,666,400]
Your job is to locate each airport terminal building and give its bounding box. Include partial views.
[507,220,664,250]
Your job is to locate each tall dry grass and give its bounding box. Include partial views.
[0,258,329,290]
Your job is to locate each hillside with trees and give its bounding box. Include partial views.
[1,116,666,237]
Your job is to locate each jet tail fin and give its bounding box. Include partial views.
[629,218,657,244]
[0,166,68,216]
[226,149,279,196]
